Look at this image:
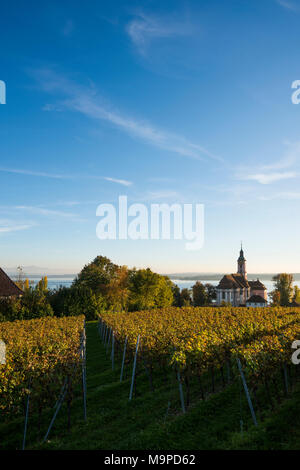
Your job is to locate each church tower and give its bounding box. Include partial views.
[237,244,247,279]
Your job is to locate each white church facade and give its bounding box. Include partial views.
[216,246,267,307]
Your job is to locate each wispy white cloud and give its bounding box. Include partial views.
[236,142,300,184]
[0,218,36,234]
[0,224,33,233]
[0,167,66,179]
[243,171,297,184]
[31,68,221,162]
[126,12,192,56]
[14,205,78,218]
[276,0,298,11]
[259,156,297,171]
[0,167,133,186]
[103,177,132,186]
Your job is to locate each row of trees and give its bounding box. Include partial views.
[3,261,300,322]
[0,275,53,322]
[0,257,217,322]
[172,282,216,307]
[270,273,300,306]
[48,256,216,319]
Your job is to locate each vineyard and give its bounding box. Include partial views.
[0,315,85,448]
[99,306,300,420]
[1,308,300,449]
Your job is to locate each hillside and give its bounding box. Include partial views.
[1,321,300,450]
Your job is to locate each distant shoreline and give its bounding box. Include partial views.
[167,273,300,281]
[7,272,300,282]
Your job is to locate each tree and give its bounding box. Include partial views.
[172,284,181,307]
[293,285,300,304]
[271,273,294,306]
[106,265,129,312]
[205,283,217,304]
[55,256,175,315]
[14,266,30,291]
[154,276,174,308]
[73,256,118,295]
[128,268,173,311]
[180,288,192,306]
[20,285,53,319]
[48,285,106,321]
[270,289,281,306]
[0,297,22,322]
[192,281,208,306]
[37,276,48,292]
[0,276,54,322]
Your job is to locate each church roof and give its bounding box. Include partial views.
[217,273,249,289]
[0,268,23,297]
[246,294,267,304]
[248,279,266,290]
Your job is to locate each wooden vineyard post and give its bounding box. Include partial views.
[120,336,128,382]
[99,320,103,340]
[101,321,106,342]
[22,378,31,450]
[106,328,112,354]
[104,325,108,345]
[177,371,186,414]
[43,381,68,443]
[236,358,258,427]
[129,335,140,401]
[111,332,115,371]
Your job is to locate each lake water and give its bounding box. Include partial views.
[27,277,75,290]
[26,276,300,298]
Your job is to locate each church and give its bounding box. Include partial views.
[216,246,267,307]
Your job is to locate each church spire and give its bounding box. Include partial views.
[237,243,247,278]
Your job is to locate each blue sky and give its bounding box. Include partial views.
[1,0,300,274]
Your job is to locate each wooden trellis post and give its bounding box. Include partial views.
[129,335,140,401]
[120,337,128,382]
[236,358,257,426]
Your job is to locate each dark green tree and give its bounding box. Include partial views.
[271,273,294,306]
[180,288,192,306]
[192,281,208,306]
[205,283,217,304]
[48,285,106,321]
[73,255,118,295]
[172,284,181,307]
[293,285,300,304]
[128,268,173,311]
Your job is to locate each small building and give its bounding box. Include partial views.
[216,245,267,307]
[0,267,23,298]
[246,295,267,308]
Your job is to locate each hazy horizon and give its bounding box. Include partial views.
[5,265,300,278]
